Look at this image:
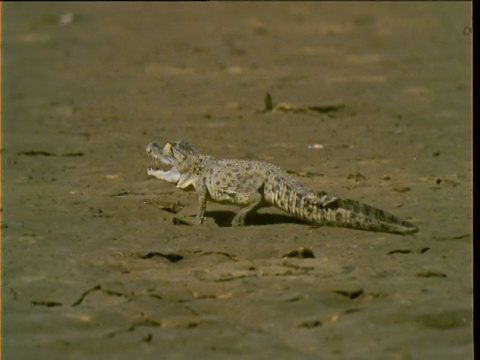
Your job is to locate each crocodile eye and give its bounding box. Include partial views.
[164,143,172,154]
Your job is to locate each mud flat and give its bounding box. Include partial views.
[2,3,472,359]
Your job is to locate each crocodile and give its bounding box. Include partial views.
[146,141,418,235]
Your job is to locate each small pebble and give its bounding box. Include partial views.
[60,12,74,25]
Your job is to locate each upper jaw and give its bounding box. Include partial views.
[146,142,175,167]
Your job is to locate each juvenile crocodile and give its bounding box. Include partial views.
[146,141,418,235]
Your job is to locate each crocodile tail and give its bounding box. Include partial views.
[314,197,419,235]
[264,175,418,235]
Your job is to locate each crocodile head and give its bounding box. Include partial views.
[146,141,198,164]
[146,141,199,182]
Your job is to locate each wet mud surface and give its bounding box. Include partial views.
[2,3,472,359]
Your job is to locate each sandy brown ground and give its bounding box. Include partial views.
[2,3,472,359]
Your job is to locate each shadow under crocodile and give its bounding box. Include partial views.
[204,210,310,227]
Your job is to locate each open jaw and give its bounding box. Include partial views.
[147,161,181,184]
[146,143,182,184]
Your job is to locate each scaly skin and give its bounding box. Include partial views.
[146,141,418,235]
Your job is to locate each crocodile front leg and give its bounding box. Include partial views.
[196,185,208,225]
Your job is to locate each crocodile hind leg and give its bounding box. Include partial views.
[231,192,265,227]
